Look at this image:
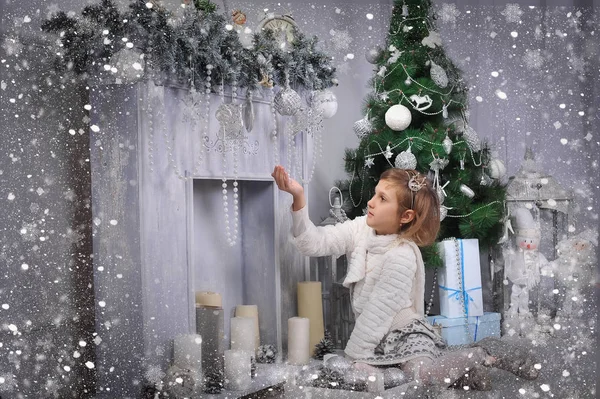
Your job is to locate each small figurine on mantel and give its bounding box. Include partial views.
[504,207,549,318]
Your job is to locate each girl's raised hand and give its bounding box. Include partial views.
[271,165,304,198]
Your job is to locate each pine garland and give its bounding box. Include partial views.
[41,0,336,92]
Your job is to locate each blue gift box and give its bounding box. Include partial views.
[426,312,501,346]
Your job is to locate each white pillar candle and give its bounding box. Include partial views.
[230,316,255,352]
[224,349,252,391]
[235,305,260,351]
[173,334,203,372]
[287,317,310,365]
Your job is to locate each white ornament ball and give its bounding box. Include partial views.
[365,46,383,64]
[385,104,412,131]
[274,87,303,116]
[110,48,145,83]
[488,159,507,179]
[311,89,338,119]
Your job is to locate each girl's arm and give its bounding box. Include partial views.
[344,246,417,359]
[272,165,362,257]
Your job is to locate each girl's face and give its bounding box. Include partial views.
[366,181,402,235]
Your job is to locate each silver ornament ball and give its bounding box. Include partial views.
[442,135,453,154]
[365,46,383,64]
[394,147,417,169]
[274,87,303,116]
[311,89,338,119]
[353,116,373,139]
[385,104,412,131]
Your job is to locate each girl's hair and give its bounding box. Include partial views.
[379,168,440,247]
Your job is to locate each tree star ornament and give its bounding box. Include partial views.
[394,145,417,169]
[442,135,453,154]
[385,104,412,131]
[365,157,375,168]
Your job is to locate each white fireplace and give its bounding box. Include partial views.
[89,81,307,397]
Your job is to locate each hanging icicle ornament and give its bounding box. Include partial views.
[426,60,448,88]
[394,144,417,169]
[442,134,453,154]
[385,104,412,131]
[442,104,448,118]
[353,115,373,139]
[460,183,475,198]
[243,90,254,132]
[463,125,482,152]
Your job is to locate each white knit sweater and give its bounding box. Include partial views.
[291,206,425,360]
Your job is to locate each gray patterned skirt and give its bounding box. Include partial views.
[357,318,447,366]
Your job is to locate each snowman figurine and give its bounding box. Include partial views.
[504,207,548,318]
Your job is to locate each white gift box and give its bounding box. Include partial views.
[437,239,484,318]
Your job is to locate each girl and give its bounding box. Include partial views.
[272,165,538,391]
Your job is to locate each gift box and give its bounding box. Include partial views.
[427,312,501,346]
[437,238,484,318]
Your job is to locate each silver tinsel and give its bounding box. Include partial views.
[353,116,373,139]
[365,46,383,64]
[429,60,448,88]
[256,344,277,364]
[460,184,475,198]
[463,125,481,152]
[442,135,453,154]
[395,147,417,169]
[274,87,303,116]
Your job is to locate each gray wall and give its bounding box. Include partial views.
[0,0,598,397]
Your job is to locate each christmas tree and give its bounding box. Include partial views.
[341,0,506,266]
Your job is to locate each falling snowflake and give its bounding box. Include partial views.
[145,365,166,385]
[523,49,544,70]
[439,3,461,24]
[568,56,586,74]
[328,29,353,52]
[568,139,582,151]
[1,36,23,56]
[46,3,61,18]
[0,373,17,392]
[20,221,41,242]
[502,4,523,23]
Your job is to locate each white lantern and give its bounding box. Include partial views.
[385,104,412,131]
